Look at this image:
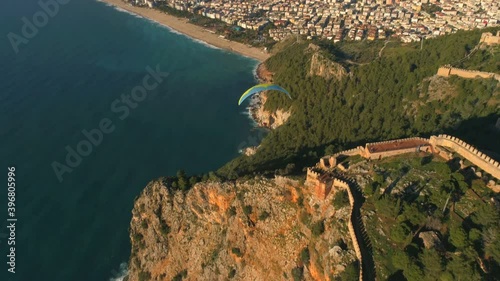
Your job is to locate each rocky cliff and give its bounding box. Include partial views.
[249,63,291,130]
[127,177,357,281]
[251,93,291,129]
[306,44,347,81]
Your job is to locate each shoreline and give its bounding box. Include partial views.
[247,63,275,129]
[99,0,270,62]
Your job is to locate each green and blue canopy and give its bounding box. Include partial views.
[238,84,291,105]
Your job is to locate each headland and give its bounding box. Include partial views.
[100,0,270,62]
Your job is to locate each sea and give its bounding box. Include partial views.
[0,0,258,280]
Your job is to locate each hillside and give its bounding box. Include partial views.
[218,27,500,178]
[125,28,500,281]
[126,150,500,281]
[347,154,500,280]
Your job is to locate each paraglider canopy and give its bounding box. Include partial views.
[238,84,291,105]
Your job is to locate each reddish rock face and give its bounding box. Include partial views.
[127,178,356,281]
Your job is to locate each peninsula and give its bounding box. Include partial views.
[101,0,270,62]
[124,20,500,281]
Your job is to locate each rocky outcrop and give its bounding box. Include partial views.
[242,146,258,156]
[250,93,291,129]
[256,63,273,83]
[307,44,347,81]
[249,64,291,129]
[127,177,357,281]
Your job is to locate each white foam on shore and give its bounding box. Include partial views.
[94,1,267,61]
[95,0,111,6]
[95,0,224,51]
[109,262,128,281]
[151,19,223,51]
[96,0,144,18]
[252,63,260,82]
[116,7,144,19]
[240,95,261,127]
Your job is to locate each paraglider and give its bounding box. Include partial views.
[238,84,291,105]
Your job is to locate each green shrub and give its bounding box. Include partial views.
[300,247,310,264]
[449,223,467,249]
[259,211,270,220]
[311,220,325,237]
[291,266,303,281]
[333,190,350,209]
[299,211,312,225]
[390,222,411,244]
[228,268,236,278]
[171,269,187,281]
[159,220,170,235]
[339,261,359,281]
[227,206,237,216]
[231,247,243,257]
[297,195,304,207]
[133,232,143,241]
[138,271,151,281]
[243,205,253,216]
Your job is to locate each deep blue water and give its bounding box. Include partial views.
[0,0,257,280]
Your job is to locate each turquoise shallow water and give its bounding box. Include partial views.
[0,0,257,280]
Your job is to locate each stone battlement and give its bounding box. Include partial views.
[480,31,500,46]
[363,137,431,160]
[430,135,500,180]
[334,178,365,281]
[306,168,333,199]
[437,65,500,81]
[365,137,429,148]
[319,147,363,170]
[306,167,322,180]
[305,132,500,280]
[310,134,500,193]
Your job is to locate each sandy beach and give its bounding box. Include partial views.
[100,0,270,62]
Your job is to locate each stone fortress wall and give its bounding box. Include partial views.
[430,134,500,180]
[319,146,364,169]
[436,31,500,81]
[306,168,333,199]
[362,137,431,159]
[305,32,500,279]
[306,133,500,280]
[306,169,364,281]
[480,31,500,46]
[314,134,500,191]
[437,65,500,81]
[334,178,364,281]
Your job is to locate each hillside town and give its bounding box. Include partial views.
[132,0,499,43]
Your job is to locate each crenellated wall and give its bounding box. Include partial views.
[362,137,430,159]
[333,178,364,281]
[364,137,429,149]
[306,168,333,199]
[480,31,500,46]
[306,168,321,182]
[306,171,365,280]
[319,147,363,170]
[429,135,500,180]
[337,147,364,157]
[307,132,500,279]
[312,134,499,192]
[437,65,500,81]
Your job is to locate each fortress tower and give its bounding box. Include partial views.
[480,31,500,46]
[306,168,333,199]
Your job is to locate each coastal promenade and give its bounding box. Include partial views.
[102,0,270,62]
